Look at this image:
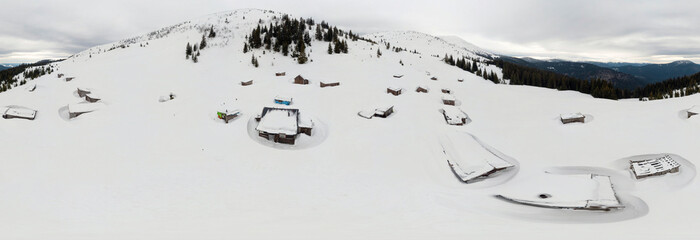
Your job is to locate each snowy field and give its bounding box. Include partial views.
[0,9,699,239]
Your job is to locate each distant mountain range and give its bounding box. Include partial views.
[499,57,700,90]
[0,63,21,71]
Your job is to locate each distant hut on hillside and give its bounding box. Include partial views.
[458,79,464,82]
[241,80,253,86]
[65,77,75,82]
[255,107,313,145]
[430,77,438,81]
[374,105,394,118]
[57,73,64,78]
[320,81,340,88]
[274,95,293,105]
[298,113,314,136]
[416,85,428,93]
[27,84,36,92]
[442,106,469,126]
[630,155,681,179]
[393,75,404,78]
[442,94,456,106]
[217,109,241,124]
[275,72,286,76]
[387,86,403,96]
[442,88,451,94]
[688,106,699,118]
[68,103,101,119]
[2,107,37,120]
[560,113,586,124]
[85,93,101,103]
[77,87,91,98]
[294,75,309,85]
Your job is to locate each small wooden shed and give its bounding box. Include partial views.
[57,73,64,78]
[560,113,586,124]
[430,77,438,81]
[294,75,309,85]
[393,75,404,78]
[2,107,37,120]
[65,77,75,82]
[416,86,428,93]
[688,106,699,119]
[442,107,468,126]
[77,87,91,97]
[442,88,451,94]
[276,72,286,76]
[85,93,101,103]
[241,80,253,86]
[217,109,241,124]
[68,103,101,119]
[387,86,402,96]
[374,106,394,118]
[320,82,340,88]
[442,94,456,106]
[458,79,464,82]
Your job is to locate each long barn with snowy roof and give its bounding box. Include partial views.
[255,107,313,145]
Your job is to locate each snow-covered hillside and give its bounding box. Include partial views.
[1,9,699,239]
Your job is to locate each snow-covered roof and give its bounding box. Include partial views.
[442,94,456,101]
[85,93,100,99]
[442,106,467,125]
[77,87,92,92]
[358,110,375,119]
[417,85,428,89]
[630,155,680,177]
[4,107,36,119]
[442,133,513,182]
[274,95,292,102]
[498,174,623,210]
[689,105,700,114]
[375,105,394,115]
[256,108,299,135]
[68,103,103,113]
[298,113,314,128]
[560,112,585,120]
[387,86,402,91]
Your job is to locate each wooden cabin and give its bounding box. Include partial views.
[430,77,438,81]
[320,82,340,88]
[374,105,394,118]
[442,107,468,126]
[688,106,699,118]
[275,72,286,76]
[294,75,309,85]
[241,80,253,86]
[560,113,586,124]
[442,94,456,106]
[387,86,402,96]
[416,86,428,93]
[630,155,681,179]
[441,88,451,94]
[2,107,37,120]
[458,79,464,82]
[65,77,75,82]
[85,93,101,103]
[77,87,91,97]
[217,109,241,124]
[68,103,101,119]
[393,75,404,78]
[255,107,313,145]
[57,73,64,78]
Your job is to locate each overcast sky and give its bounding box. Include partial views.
[2,0,700,63]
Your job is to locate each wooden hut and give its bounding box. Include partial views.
[27,84,37,92]
[217,109,241,124]
[416,86,428,93]
[255,107,313,145]
[374,105,394,118]
[65,77,75,82]
[241,80,253,86]
[442,107,468,125]
[298,114,314,136]
[458,79,464,82]
[294,75,309,85]
[68,103,101,119]
[57,73,64,78]
[688,106,699,118]
[560,113,586,124]
[430,77,438,81]
[85,93,101,103]
[387,86,402,96]
[320,81,340,88]
[2,107,37,120]
[77,87,91,97]
[441,88,451,94]
[393,75,404,78]
[630,155,681,179]
[275,72,286,76]
[442,94,456,106]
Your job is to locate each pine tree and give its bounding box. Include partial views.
[377,48,382,58]
[200,35,207,49]
[243,43,249,53]
[251,54,259,67]
[315,26,323,40]
[327,43,332,54]
[208,26,216,38]
[186,43,192,59]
